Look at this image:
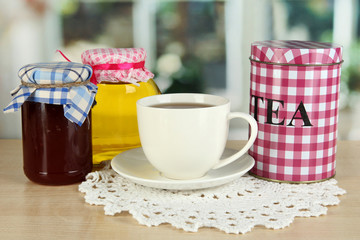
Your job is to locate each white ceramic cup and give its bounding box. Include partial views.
[137,93,258,180]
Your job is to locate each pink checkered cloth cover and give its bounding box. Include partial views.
[81,48,154,85]
[249,40,343,182]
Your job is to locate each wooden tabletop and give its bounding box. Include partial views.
[0,139,359,240]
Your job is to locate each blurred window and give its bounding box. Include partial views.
[155,1,226,93]
[61,0,226,95]
[62,1,134,48]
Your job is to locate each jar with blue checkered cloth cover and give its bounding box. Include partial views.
[3,62,97,185]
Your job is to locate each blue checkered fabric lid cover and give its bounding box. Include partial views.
[3,62,97,126]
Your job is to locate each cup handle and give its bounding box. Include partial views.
[212,112,258,170]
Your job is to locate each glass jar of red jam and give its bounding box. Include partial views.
[3,62,97,185]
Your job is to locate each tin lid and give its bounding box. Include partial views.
[250,40,343,65]
[3,62,97,126]
[81,48,154,85]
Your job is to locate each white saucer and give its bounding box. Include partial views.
[111,147,255,190]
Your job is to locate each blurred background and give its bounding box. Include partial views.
[1,0,359,140]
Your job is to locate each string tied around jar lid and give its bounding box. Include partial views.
[81,48,154,86]
[56,49,146,85]
[3,61,97,126]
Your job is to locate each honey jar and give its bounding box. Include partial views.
[81,48,161,164]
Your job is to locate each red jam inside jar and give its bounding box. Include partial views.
[21,101,92,185]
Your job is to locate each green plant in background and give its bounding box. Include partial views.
[284,0,334,40]
[156,1,225,94]
[341,42,360,95]
[164,56,204,94]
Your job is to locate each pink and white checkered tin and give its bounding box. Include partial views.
[248,40,343,183]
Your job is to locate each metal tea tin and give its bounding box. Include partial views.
[249,40,343,183]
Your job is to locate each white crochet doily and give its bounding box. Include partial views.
[79,166,346,234]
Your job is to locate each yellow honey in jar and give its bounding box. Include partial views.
[81,47,160,164]
[92,79,160,164]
